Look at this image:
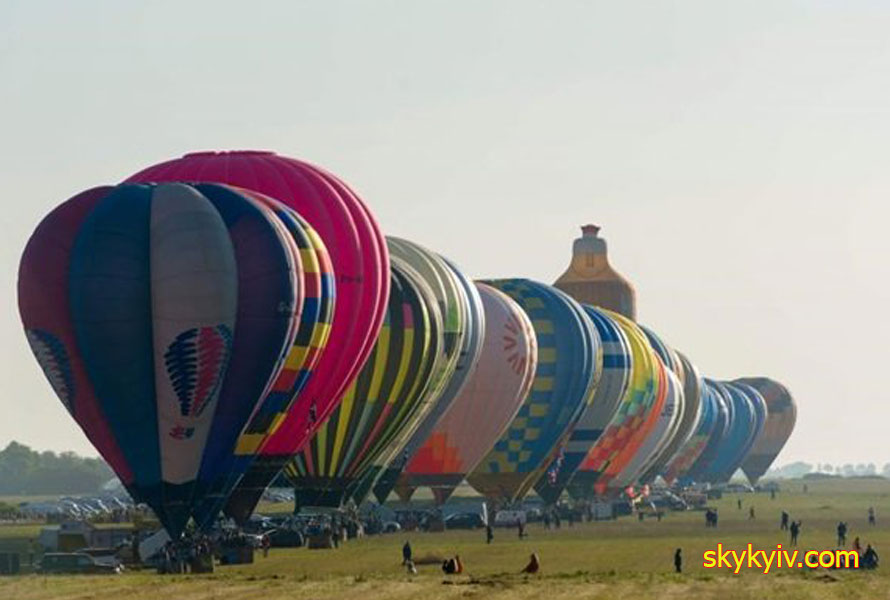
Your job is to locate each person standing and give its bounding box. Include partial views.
[737,499,742,511]
[780,511,789,531]
[402,540,412,565]
[674,548,682,573]
[868,507,876,526]
[486,524,494,544]
[837,522,847,547]
[790,521,801,546]
[749,507,756,520]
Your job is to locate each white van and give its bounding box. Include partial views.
[493,510,527,527]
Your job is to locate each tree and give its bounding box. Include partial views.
[0,442,113,494]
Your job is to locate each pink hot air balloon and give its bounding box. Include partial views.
[126,151,389,511]
[396,283,537,504]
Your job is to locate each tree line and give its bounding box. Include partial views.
[0,441,114,495]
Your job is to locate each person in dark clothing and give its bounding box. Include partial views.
[486,524,494,544]
[749,507,755,520]
[705,509,715,527]
[780,511,789,531]
[737,499,742,511]
[522,553,540,574]
[442,558,457,574]
[674,548,682,573]
[863,544,879,569]
[402,541,412,565]
[837,522,847,547]
[517,519,526,539]
[790,521,801,546]
[869,507,876,526]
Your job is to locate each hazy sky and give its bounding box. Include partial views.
[2,1,888,467]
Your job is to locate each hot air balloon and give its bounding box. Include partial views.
[569,312,659,498]
[343,240,467,505]
[196,199,335,525]
[127,151,389,517]
[554,225,636,319]
[396,283,537,504]
[662,384,719,485]
[533,305,620,504]
[684,380,731,482]
[630,328,688,485]
[607,358,676,494]
[645,351,702,484]
[467,280,599,503]
[19,183,302,537]
[282,257,442,507]
[735,377,797,484]
[370,240,479,503]
[697,381,756,483]
[720,381,768,482]
[221,202,335,523]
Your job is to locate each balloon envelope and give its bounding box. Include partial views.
[283,257,441,507]
[371,240,476,503]
[570,312,659,498]
[467,279,598,502]
[647,351,702,483]
[684,379,731,482]
[533,305,615,504]
[397,283,536,503]
[735,377,797,484]
[19,183,301,536]
[662,385,719,485]
[127,151,389,492]
[223,201,335,522]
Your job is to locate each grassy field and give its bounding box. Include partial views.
[2,477,890,599]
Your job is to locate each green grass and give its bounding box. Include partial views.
[2,477,889,599]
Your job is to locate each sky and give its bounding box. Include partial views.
[2,1,889,467]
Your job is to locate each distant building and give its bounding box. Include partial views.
[554,225,637,319]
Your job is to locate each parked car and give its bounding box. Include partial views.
[268,528,305,548]
[444,512,485,530]
[382,521,402,533]
[648,491,688,511]
[38,553,121,575]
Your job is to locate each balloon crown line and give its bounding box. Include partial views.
[182,150,277,158]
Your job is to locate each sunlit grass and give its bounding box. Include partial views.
[1,477,888,599]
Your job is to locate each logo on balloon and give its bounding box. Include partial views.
[503,317,527,375]
[169,425,196,440]
[26,329,75,415]
[164,325,233,425]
